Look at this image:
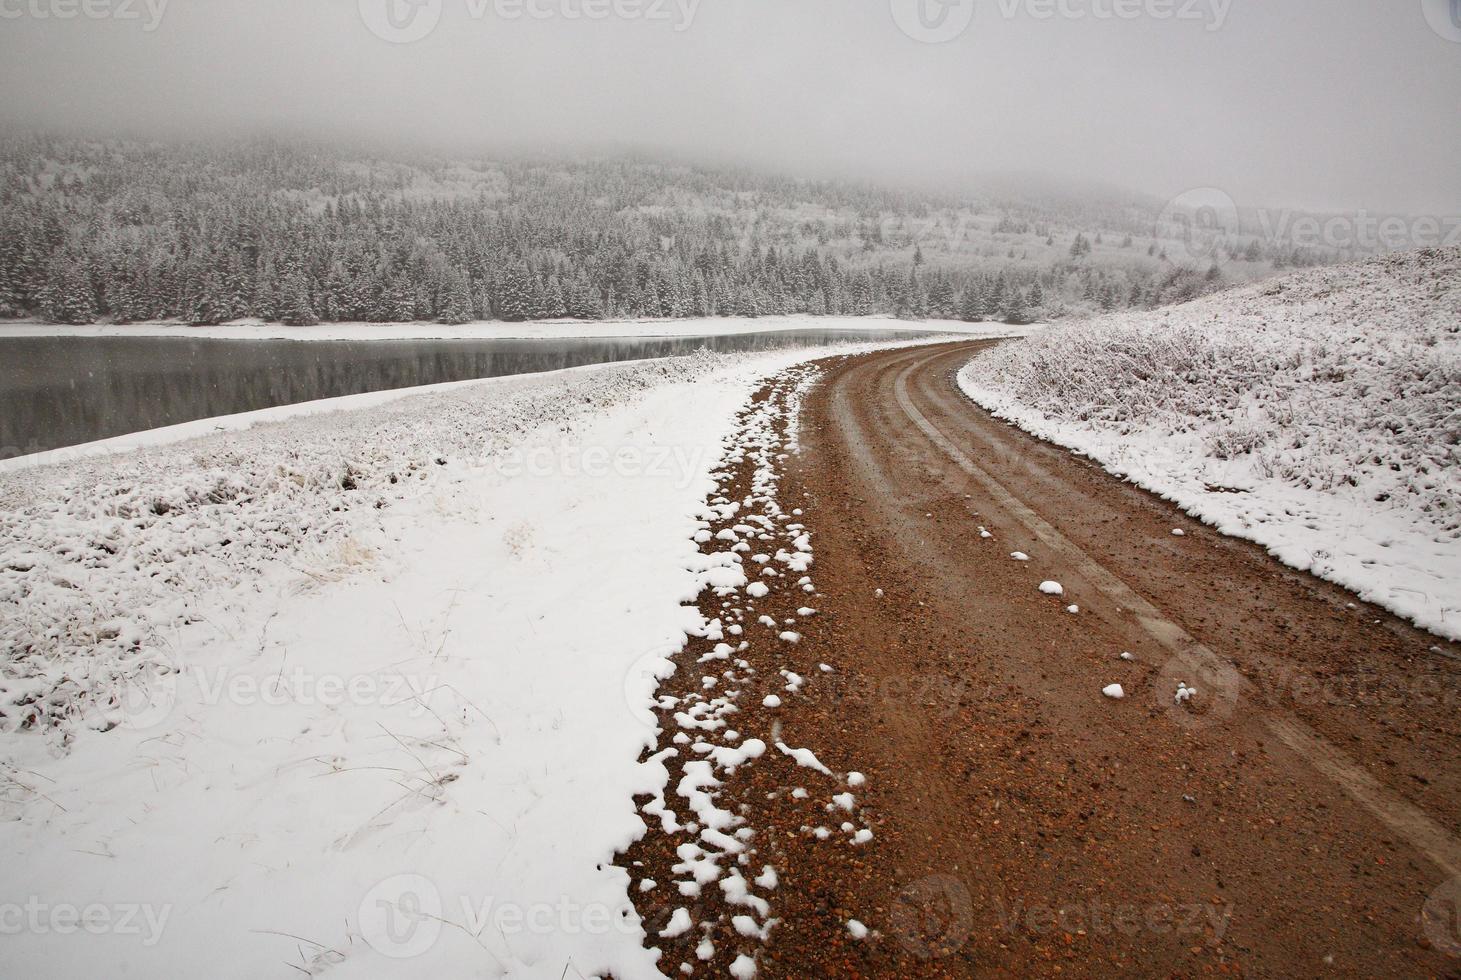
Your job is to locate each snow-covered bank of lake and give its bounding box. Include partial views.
[0,337,965,977]
[0,320,1029,457]
[959,248,1460,640]
[0,315,1009,341]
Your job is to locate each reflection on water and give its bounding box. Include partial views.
[0,330,934,455]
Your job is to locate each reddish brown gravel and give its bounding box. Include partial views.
[621,341,1461,979]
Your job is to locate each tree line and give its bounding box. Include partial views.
[0,135,1313,327]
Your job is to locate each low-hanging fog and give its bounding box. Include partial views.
[0,0,1458,214]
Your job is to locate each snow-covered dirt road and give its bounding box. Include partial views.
[622,341,1460,976]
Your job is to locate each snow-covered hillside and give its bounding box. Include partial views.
[959,247,1460,639]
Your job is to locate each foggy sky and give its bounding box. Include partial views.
[1,0,1458,214]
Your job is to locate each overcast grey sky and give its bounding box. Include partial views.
[1,0,1457,213]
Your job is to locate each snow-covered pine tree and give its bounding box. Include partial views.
[186,273,229,326]
[386,276,416,322]
[958,280,985,322]
[1002,286,1030,325]
[438,268,474,325]
[279,273,319,326]
[37,255,97,324]
[497,263,535,321]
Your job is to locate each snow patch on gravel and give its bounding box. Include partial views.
[632,359,878,974]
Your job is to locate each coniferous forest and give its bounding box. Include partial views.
[0,134,1347,326]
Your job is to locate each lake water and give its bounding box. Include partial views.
[0,329,936,456]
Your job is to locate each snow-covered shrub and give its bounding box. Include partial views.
[961,247,1461,637]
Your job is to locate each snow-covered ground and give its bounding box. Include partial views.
[0,336,968,977]
[0,315,1008,342]
[959,248,1460,640]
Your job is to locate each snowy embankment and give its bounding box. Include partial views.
[0,314,999,342]
[0,337,958,977]
[959,248,1460,640]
